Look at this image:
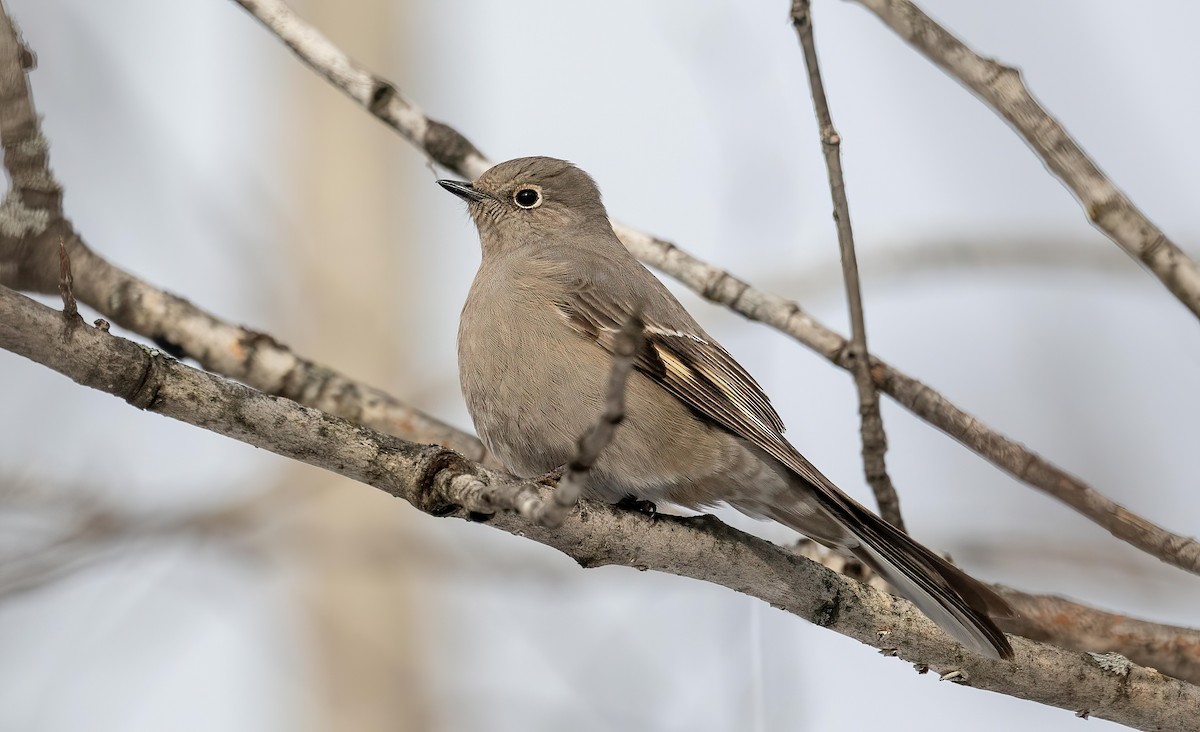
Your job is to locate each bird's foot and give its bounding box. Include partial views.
[616,494,658,517]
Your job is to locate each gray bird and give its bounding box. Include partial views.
[439,156,1013,659]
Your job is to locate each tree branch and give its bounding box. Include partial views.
[795,539,1200,687]
[0,3,489,469]
[791,0,904,531]
[997,587,1200,687]
[221,0,1200,576]
[229,0,491,179]
[2,283,1198,731]
[845,0,1200,320]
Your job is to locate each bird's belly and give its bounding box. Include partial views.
[458,289,596,478]
[458,291,736,504]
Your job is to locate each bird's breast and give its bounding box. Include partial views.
[458,267,600,478]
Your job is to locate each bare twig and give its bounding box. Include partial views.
[2,285,1198,731]
[846,0,1200,320]
[56,237,76,319]
[534,315,645,528]
[229,0,491,179]
[791,0,903,531]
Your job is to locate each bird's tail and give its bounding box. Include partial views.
[766,463,1014,659]
[842,501,1013,659]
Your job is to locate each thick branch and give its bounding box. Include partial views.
[791,0,903,531]
[3,285,1198,731]
[795,539,1200,687]
[846,0,1200,319]
[222,0,1200,575]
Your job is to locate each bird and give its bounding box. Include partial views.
[438,156,1013,659]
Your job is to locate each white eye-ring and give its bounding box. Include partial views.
[513,185,543,209]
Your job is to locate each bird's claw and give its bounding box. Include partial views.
[616,494,658,517]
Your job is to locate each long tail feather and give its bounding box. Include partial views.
[763,444,1014,659]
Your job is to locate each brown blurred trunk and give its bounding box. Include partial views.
[282,1,435,730]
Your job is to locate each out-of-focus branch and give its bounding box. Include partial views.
[0,1,65,289]
[0,481,271,600]
[791,0,903,531]
[997,587,1200,687]
[846,0,1200,320]
[534,315,644,528]
[794,539,1200,686]
[0,4,488,467]
[230,0,491,179]
[3,286,1198,731]
[768,235,1136,299]
[222,0,1200,576]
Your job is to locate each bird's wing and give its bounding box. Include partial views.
[556,275,1015,659]
[556,276,786,440]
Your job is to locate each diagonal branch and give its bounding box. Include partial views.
[796,539,1200,686]
[791,0,903,531]
[2,283,1198,731]
[0,2,488,468]
[846,0,1200,320]
[223,0,1200,575]
[997,586,1200,687]
[231,0,491,179]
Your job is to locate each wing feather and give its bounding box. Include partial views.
[562,281,786,438]
[555,278,1014,658]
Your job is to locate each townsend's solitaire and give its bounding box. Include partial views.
[439,157,1013,659]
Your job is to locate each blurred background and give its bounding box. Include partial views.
[1,1,1198,730]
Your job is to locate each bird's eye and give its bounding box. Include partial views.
[513,187,542,209]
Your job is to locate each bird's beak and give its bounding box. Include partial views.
[437,179,488,203]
